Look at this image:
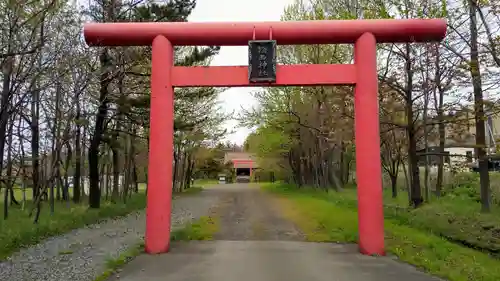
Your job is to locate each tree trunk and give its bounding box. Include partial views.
[31,83,41,202]
[0,57,13,198]
[63,142,72,201]
[88,48,112,208]
[469,0,490,212]
[73,93,82,203]
[111,146,120,201]
[3,117,14,219]
[404,42,423,208]
[390,173,398,198]
[434,44,446,197]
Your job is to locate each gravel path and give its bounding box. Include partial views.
[0,191,221,281]
[211,183,304,241]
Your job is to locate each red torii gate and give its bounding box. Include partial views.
[232,159,254,178]
[83,19,446,256]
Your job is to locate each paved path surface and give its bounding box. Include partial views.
[107,184,442,281]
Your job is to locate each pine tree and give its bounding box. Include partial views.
[87,0,220,208]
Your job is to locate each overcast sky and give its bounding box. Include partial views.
[188,0,295,145]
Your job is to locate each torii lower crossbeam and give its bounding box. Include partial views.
[172,64,355,87]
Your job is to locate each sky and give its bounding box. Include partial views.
[187,0,295,145]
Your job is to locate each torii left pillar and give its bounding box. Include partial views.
[146,35,174,253]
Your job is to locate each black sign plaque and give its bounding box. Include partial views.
[248,40,277,83]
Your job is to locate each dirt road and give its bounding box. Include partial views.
[210,183,304,241]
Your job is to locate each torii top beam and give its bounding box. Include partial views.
[83,19,447,47]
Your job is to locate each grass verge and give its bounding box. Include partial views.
[94,242,146,281]
[171,216,219,241]
[173,186,204,197]
[94,215,219,281]
[0,193,147,260]
[263,183,500,281]
[193,179,219,186]
[0,187,203,261]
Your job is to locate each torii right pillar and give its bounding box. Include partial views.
[354,32,384,255]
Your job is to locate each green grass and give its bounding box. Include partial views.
[276,178,500,254]
[170,216,219,241]
[0,185,203,261]
[1,186,68,203]
[176,186,204,196]
[264,183,500,281]
[94,242,146,281]
[0,183,149,204]
[0,192,148,261]
[93,215,219,281]
[380,174,500,254]
[383,192,500,254]
[193,179,219,186]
